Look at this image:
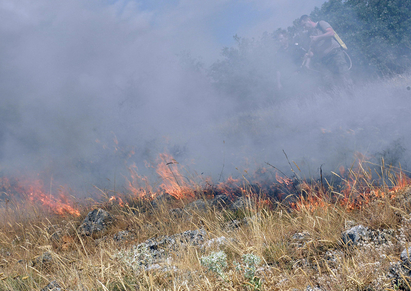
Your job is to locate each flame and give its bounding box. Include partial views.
[156,153,194,199]
[275,172,292,186]
[118,151,411,212]
[126,163,154,199]
[291,155,411,212]
[28,190,80,217]
[216,176,246,198]
[125,153,201,200]
[0,176,80,216]
[109,195,125,207]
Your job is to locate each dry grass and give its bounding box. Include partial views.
[1,169,411,291]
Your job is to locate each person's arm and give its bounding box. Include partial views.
[310,27,334,43]
[310,22,335,43]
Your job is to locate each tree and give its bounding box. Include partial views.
[310,0,411,76]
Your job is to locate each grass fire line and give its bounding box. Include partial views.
[1,153,411,290]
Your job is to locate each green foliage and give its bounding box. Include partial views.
[241,253,262,280]
[309,0,411,76]
[235,253,262,290]
[200,251,228,280]
[200,251,262,289]
[208,0,411,102]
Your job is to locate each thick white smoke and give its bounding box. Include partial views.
[0,0,409,195]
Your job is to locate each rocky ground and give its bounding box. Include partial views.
[2,190,411,290]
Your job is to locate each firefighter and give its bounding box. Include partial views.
[299,15,352,91]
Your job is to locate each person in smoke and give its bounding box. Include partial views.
[299,15,352,90]
[274,30,307,98]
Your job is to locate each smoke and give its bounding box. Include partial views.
[0,0,409,194]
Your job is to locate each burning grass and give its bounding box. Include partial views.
[1,156,411,290]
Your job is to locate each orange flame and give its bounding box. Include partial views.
[275,172,292,186]
[0,176,80,216]
[126,163,154,199]
[291,154,411,212]
[156,153,194,199]
[109,195,125,207]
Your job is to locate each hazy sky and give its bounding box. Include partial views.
[3,0,327,63]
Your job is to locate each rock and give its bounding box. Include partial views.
[292,231,311,248]
[184,200,208,212]
[40,280,62,291]
[46,225,63,243]
[169,208,183,218]
[78,208,114,236]
[292,231,311,241]
[306,286,324,291]
[141,229,207,256]
[223,219,243,231]
[211,195,231,210]
[400,247,411,264]
[114,230,135,242]
[230,197,254,212]
[151,193,177,208]
[389,259,411,288]
[176,229,207,246]
[202,236,228,249]
[341,225,370,246]
[117,229,207,272]
[33,251,53,267]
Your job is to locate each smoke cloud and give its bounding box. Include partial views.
[0,0,409,194]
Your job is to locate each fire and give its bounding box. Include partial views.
[290,156,411,212]
[156,153,195,199]
[275,172,292,186]
[28,190,80,217]
[126,153,198,200]
[120,150,411,212]
[217,176,246,198]
[0,176,80,216]
[109,195,125,207]
[126,163,154,199]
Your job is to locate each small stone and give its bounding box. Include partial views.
[169,208,183,218]
[114,230,134,242]
[400,247,411,264]
[78,208,114,236]
[230,197,255,212]
[341,225,370,246]
[34,251,53,267]
[40,280,62,291]
[211,195,231,210]
[184,200,208,212]
[292,231,311,241]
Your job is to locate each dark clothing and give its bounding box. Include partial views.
[317,47,352,89]
[311,21,340,59]
[308,21,352,90]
